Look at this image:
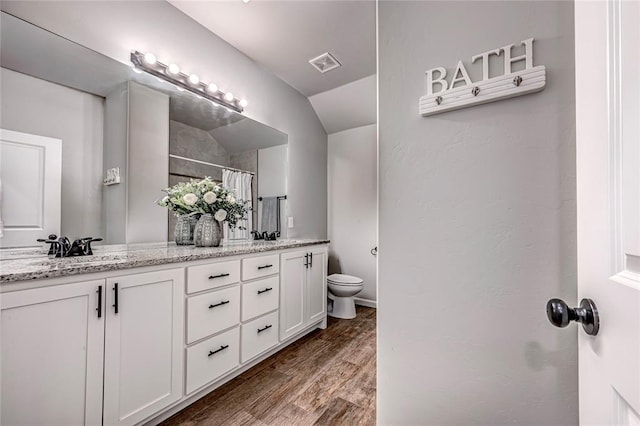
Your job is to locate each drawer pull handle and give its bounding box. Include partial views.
[257,264,273,270]
[209,273,230,280]
[209,300,230,309]
[257,287,273,295]
[208,345,229,357]
[257,324,273,334]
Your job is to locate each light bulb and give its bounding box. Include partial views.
[167,63,180,75]
[239,99,248,108]
[188,74,200,85]
[133,67,143,74]
[207,83,218,93]
[224,92,234,102]
[243,0,250,3]
[176,86,185,92]
[143,52,157,65]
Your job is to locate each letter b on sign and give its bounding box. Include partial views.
[425,67,448,96]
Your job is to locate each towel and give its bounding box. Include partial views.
[260,197,278,233]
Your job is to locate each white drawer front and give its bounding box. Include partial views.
[186,327,239,395]
[241,311,279,363]
[187,259,240,294]
[242,254,279,281]
[242,276,279,321]
[187,286,240,344]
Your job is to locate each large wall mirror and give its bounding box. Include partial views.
[0,12,288,249]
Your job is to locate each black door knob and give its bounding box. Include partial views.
[546,298,599,336]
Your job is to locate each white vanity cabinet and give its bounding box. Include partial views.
[0,269,184,426]
[0,280,105,426]
[103,269,185,426]
[1,242,328,426]
[279,246,327,341]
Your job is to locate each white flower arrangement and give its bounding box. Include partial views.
[157,177,250,230]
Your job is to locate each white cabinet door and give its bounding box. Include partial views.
[280,247,328,341]
[307,248,327,324]
[1,280,105,426]
[280,251,307,341]
[0,129,61,248]
[103,269,184,426]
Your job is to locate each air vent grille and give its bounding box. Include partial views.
[309,52,342,74]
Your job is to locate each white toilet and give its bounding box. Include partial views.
[327,273,364,319]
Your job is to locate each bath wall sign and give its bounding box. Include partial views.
[419,38,546,117]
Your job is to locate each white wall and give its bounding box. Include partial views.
[2,1,327,239]
[0,67,104,240]
[126,82,169,244]
[378,1,577,424]
[328,124,377,303]
[310,75,377,134]
[258,145,288,235]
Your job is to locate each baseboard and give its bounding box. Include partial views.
[354,297,377,308]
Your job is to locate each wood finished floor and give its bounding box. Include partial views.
[161,306,376,426]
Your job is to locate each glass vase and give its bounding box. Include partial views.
[193,214,222,247]
[174,214,198,245]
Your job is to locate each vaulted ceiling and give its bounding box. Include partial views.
[169,0,376,134]
[169,0,376,98]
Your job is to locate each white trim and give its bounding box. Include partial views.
[607,0,625,276]
[354,296,377,309]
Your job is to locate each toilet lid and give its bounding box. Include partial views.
[327,273,363,285]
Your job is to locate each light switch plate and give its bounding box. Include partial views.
[288,217,294,229]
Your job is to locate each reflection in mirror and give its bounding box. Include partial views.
[0,12,287,249]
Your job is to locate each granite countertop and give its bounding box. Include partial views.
[0,239,329,284]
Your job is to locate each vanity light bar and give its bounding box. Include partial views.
[130,50,247,113]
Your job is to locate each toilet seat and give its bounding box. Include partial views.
[327,273,363,286]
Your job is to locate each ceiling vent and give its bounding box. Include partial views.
[309,52,342,74]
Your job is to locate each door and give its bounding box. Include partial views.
[280,250,306,341]
[103,269,184,426]
[307,248,327,324]
[1,280,105,425]
[0,129,61,248]
[575,1,640,423]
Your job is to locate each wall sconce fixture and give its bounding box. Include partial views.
[130,50,248,113]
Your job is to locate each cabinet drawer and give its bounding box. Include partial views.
[241,311,279,363]
[186,327,239,395]
[187,260,240,294]
[242,254,279,281]
[187,286,240,344]
[242,276,279,322]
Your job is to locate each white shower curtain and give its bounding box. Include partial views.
[222,169,253,240]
